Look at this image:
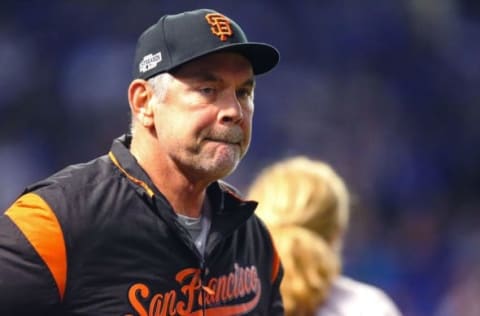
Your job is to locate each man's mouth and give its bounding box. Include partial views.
[205,138,240,146]
[203,128,244,147]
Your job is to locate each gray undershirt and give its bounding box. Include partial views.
[176,199,211,256]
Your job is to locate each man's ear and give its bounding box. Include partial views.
[128,79,154,127]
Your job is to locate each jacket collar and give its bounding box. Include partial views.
[108,134,257,216]
[109,134,157,198]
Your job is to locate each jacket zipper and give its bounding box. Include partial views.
[200,260,207,316]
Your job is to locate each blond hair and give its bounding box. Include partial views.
[269,225,340,316]
[247,156,350,243]
[247,156,350,315]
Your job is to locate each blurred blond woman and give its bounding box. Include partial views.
[248,156,402,316]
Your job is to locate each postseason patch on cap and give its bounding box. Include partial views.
[139,51,162,73]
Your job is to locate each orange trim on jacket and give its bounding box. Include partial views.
[5,193,67,300]
[269,233,281,284]
[109,151,155,198]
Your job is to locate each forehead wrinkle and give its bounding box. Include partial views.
[174,69,255,89]
[187,71,221,82]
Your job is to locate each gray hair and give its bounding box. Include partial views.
[147,72,172,102]
[130,73,172,134]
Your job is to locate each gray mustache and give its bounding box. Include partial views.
[205,128,244,144]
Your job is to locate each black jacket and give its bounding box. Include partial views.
[0,135,284,315]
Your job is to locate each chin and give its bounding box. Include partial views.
[194,147,242,179]
[215,161,239,178]
[207,158,240,180]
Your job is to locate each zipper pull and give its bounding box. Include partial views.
[202,285,215,296]
[200,262,215,295]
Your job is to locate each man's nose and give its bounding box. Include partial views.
[219,92,244,124]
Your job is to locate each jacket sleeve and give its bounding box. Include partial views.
[268,237,285,315]
[268,264,284,315]
[0,193,67,314]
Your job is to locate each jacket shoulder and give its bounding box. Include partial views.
[24,154,113,195]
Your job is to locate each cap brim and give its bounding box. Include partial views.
[219,42,280,75]
[170,42,280,76]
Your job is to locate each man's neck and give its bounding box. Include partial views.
[130,134,208,218]
[159,181,206,218]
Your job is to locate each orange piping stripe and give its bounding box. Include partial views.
[108,151,155,198]
[269,231,281,283]
[5,193,67,300]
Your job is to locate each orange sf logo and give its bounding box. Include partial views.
[205,13,233,41]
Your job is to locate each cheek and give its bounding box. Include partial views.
[243,106,254,129]
[242,112,254,142]
[153,110,187,141]
[161,109,219,141]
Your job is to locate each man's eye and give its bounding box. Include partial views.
[200,87,216,95]
[237,89,252,99]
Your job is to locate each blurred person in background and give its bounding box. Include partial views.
[434,233,480,316]
[0,8,284,315]
[247,156,402,316]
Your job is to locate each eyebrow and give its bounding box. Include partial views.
[241,78,256,89]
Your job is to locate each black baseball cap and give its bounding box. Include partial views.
[133,8,280,79]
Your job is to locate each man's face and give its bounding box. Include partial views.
[152,52,255,182]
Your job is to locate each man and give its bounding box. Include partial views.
[0,9,283,315]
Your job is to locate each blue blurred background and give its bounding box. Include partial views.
[1,1,479,315]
